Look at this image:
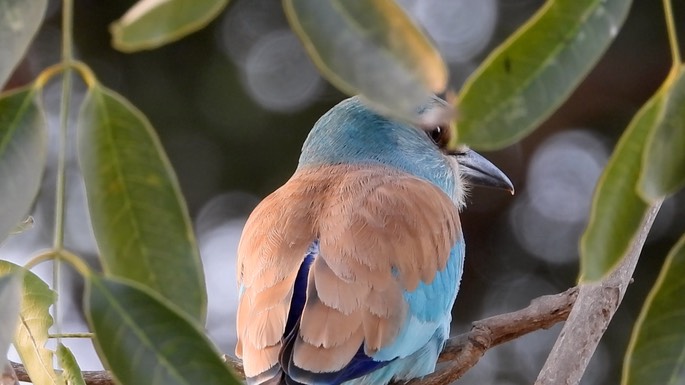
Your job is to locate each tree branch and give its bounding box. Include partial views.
[11,286,578,385]
[11,363,112,385]
[2,362,19,385]
[400,286,578,385]
[535,202,662,385]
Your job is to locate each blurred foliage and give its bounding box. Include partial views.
[638,67,685,201]
[0,272,21,376]
[580,82,660,282]
[85,274,240,385]
[0,86,46,243]
[623,234,685,385]
[110,0,229,52]
[581,65,685,282]
[56,344,86,385]
[284,0,450,127]
[78,83,207,323]
[0,0,683,384]
[0,0,48,87]
[0,261,59,385]
[454,0,631,150]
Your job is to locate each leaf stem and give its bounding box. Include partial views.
[53,0,76,345]
[49,332,94,339]
[34,61,97,90]
[57,249,93,278]
[54,1,74,252]
[23,250,58,270]
[663,0,682,67]
[62,0,74,62]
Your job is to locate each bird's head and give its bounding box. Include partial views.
[298,96,513,207]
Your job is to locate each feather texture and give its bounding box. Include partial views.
[236,164,461,384]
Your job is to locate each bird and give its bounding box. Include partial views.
[235,96,513,385]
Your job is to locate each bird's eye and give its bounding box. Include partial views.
[427,125,449,149]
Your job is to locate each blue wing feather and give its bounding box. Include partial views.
[284,242,317,337]
[370,241,464,364]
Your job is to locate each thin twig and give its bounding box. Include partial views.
[11,286,578,385]
[535,203,662,385]
[53,0,76,348]
[11,363,111,385]
[663,0,681,66]
[48,332,94,339]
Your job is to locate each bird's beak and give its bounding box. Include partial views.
[456,150,514,194]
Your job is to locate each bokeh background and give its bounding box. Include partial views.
[2,0,685,384]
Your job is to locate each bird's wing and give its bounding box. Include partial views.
[235,168,323,381]
[236,164,461,384]
[282,165,461,383]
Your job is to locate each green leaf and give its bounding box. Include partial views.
[284,0,450,127]
[0,261,61,385]
[639,67,685,201]
[85,275,240,385]
[56,344,86,385]
[0,272,22,369]
[455,0,632,150]
[111,0,229,52]
[0,0,48,87]
[0,86,47,243]
[622,234,685,385]
[579,89,663,282]
[77,83,206,323]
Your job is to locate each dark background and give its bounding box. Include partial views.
[3,1,684,384]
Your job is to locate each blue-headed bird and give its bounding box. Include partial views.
[235,96,513,385]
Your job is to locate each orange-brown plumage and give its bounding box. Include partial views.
[235,164,461,379]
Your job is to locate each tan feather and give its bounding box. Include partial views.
[241,340,281,377]
[299,300,363,348]
[293,327,365,372]
[235,337,242,358]
[246,301,290,349]
[312,258,369,314]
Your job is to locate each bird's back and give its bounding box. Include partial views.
[236,97,465,385]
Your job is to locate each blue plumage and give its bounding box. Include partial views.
[298,98,458,198]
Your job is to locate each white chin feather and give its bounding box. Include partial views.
[446,156,469,210]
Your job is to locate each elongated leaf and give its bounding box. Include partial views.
[284,0,450,127]
[85,276,240,385]
[56,344,86,385]
[0,272,21,371]
[579,91,663,282]
[0,86,47,242]
[0,0,48,88]
[622,234,685,385]
[455,0,631,150]
[77,83,206,323]
[639,67,685,201]
[580,65,685,281]
[111,0,229,52]
[0,261,61,385]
